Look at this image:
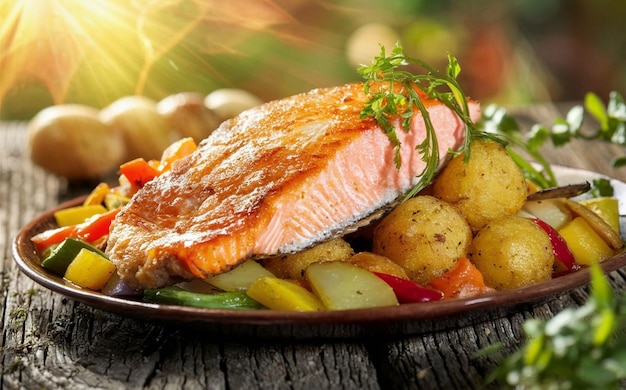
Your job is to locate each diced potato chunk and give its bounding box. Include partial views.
[64,248,116,290]
[305,261,398,310]
[246,277,325,311]
[558,217,614,265]
[204,260,275,291]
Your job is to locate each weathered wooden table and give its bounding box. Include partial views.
[2,104,626,389]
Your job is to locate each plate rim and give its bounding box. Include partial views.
[11,165,626,327]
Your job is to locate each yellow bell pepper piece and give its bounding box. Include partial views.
[64,248,116,290]
[54,205,107,227]
[579,197,620,235]
[558,217,614,265]
[83,182,111,206]
[246,277,325,311]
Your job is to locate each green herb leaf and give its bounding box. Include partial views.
[481,91,626,188]
[358,44,506,199]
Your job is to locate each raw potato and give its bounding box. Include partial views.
[28,104,126,180]
[100,96,174,161]
[205,88,263,121]
[157,92,221,142]
[261,238,354,280]
[470,216,554,290]
[347,252,409,279]
[433,140,528,231]
[372,195,472,285]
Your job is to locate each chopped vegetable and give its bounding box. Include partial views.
[73,208,120,243]
[246,277,325,311]
[558,217,614,265]
[523,198,572,231]
[64,248,116,290]
[31,225,76,252]
[54,204,107,227]
[204,260,275,291]
[559,198,623,250]
[531,218,579,275]
[118,157,162,188]
[41,237,108,276]
[305,261,398,310]
[83,182,111,206]
[373,272,443,303]
[103,193,130,210]
[580,197,621,235]
[157,137,197,172]
[427,257,494,299]
[143,286,265,310]
[34,207,122,253]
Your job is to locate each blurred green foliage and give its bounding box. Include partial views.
[1,0,624,120]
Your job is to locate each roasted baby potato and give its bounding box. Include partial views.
[372,195,472,285]
[432,140,528,231]
[469,216,554,290]
[261,238,354,280]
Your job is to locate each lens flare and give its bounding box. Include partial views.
[0,0,294,109]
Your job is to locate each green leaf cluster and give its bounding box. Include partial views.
[479,91,626,189]
[485,264,626,389]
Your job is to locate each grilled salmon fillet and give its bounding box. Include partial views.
[106,82,479,289]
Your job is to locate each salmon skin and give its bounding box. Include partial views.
[106,82,477,289]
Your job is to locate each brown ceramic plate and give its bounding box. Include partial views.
[12,166,626,339]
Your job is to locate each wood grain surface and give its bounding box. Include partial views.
[2,104,626,390]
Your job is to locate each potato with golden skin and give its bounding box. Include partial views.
[372,195,472,285]
[261,238,354,280]
[432,140,528,231]
[469,216,554,290]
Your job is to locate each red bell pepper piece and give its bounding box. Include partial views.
[373,272,443,303]
[75,208,121,242]
[31,225,77,252]
[531,218,579,275]
[119,158,161,188]
[31,208,121,252]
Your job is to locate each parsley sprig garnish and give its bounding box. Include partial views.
[357,44,502,200]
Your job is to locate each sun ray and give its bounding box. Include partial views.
[0,0,296,112]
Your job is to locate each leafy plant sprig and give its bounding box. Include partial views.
[479,91,626,189]
[484,263,626,389]
[358,44,504,200]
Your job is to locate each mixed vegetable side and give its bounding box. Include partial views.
[30,133,624,312]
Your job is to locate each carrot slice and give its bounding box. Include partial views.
[427,257,495,299]
[119,158,161,188]
[158,137,197,172]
